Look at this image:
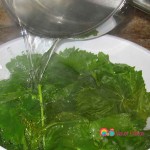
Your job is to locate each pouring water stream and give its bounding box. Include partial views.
[7,0,129,84]
[23,29,61,84]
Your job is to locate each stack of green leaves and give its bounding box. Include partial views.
[0,48,150,150]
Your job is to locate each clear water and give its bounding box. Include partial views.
[21,29,60,84]
[6,0,122,82]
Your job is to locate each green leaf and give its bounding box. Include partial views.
[0,48,150,150]
[75,29,98,39]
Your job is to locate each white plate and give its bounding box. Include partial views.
[0,34,150,150]
[0,34,150,92]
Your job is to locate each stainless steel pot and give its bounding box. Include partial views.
[1,0,150,39]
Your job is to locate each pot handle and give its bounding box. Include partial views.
[132,0,150,14]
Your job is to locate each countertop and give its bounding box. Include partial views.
[0,6,150,50]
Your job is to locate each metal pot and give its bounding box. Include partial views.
[1,0,150,39]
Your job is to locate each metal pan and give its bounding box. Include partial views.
[1,0,150,39]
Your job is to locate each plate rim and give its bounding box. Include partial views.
[0,35,150,55]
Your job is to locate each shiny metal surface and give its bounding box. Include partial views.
[133,0,150,14]
[2,0,125,38]
[2,0,148,38]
